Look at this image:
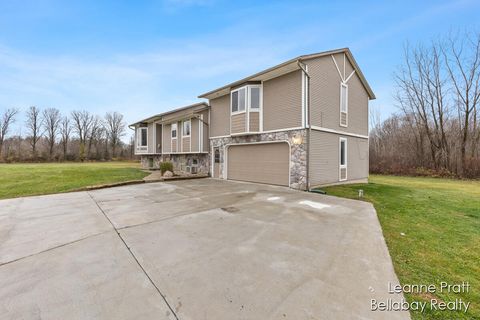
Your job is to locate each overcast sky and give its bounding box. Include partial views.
[1,0,479,137]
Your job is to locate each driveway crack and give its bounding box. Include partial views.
[87,192,179,320]
[0,231,110,267]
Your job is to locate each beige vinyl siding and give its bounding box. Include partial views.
[306,54,369,136]
[348,137,369,181]
[191,118,199,152]
[263,70,302,131]
[227,142,289,186]
[162,124,171,153]
[210,95,230,137]
[202,111,210,152]
[182,137,191,152]
[171,121,179,153]
[161,105,207,122]
[309,130,368,186]
[249,112,260,132]
[155,124,162,153]
[147,123,155,153]
[177,121,182,152]
[202,110,210,152]
[231,113,246,134]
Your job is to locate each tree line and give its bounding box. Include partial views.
[0,107,134,162]
[370,31,480,178]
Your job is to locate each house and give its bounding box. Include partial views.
[130,48,375,190]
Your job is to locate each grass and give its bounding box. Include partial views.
[0,162,149,199]
[321,175,480,319]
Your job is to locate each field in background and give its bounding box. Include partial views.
[0,162,148,199]
[322,175,479,319]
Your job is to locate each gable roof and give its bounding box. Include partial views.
[198,48,375,100]
[129,102,208,127]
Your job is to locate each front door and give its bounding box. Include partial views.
[213,148,220,178]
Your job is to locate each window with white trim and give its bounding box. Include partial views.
[249,86,260,110]
[183,120,191,137]
[231,87,246,113]
[339,137,347,181]
[137,127,147,147]
[171,123,177,138]
[340,83,348,127]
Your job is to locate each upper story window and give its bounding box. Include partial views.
[249,86,260,110]
[137,127,147,147]
[340,83,348,127]
[183,120,191,137]
[231,87,246,113]
[231,85,261,114]
[171,123,177,138]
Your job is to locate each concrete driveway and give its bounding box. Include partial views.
[0,179,409,320]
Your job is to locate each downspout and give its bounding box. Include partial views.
[297,60,311,191]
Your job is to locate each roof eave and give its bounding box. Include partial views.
[199,47,376,101]
[129,102,209,127]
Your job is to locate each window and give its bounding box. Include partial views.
[214,149,220,163]
[231,87,246,113]
[340,139,346,166]
[137,127,147,147]
[250,86,260,110]
[171,123,177,138]
[339,138,347,181]
[340,83,348,127]
[183,120,191,137]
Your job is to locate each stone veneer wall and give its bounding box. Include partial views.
[141,153,210,174]
[210,129,307,190]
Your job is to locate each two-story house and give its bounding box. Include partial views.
[130,48,375,190]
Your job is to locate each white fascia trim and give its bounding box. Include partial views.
[301,69,305,128]
[310,125,368,139]
[199,114,203,152]
[209,127,305,140]
[331,55,344,82]
[260,81,264,132]
[163,152,209,155]
[209,134,231,139]
[153,124,156,154]
[345,70,356,83]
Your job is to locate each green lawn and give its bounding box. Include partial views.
[322,175,479,319]
[0,162,149,199]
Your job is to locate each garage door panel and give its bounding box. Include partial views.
[227,143,289,186]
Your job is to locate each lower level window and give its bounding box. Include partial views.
[339,138,347,180]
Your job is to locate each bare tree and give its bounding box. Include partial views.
[25,106,43,159]
[105,112,126,158]
[43,108,61,160]
[443,32,480,175]
[87,116,103,159]
[0,108,19,159]
[71,110,93,161]
[60,116,72,160]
